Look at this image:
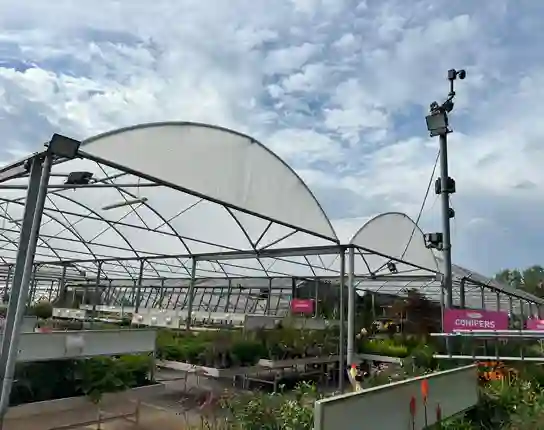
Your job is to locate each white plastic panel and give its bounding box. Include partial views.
[0,316,37,333]
[10,329,156,362]
[53,308,87,320]
[81,122,337,240]
[132,309,246,328]
[80,305,135,313]
[350,212,439,273]
[314,365,478,430]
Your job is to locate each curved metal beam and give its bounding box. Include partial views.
[53,164,191,277]
[0,200,66,264]
[224,207,269,277]
[48,193,159,278]
[2,195,129,280]
[110,187,192,277]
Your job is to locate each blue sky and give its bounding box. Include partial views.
[0,0,543,276]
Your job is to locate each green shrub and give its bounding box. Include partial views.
[31,300,53,319]
[358,338,409,357]
[220,382,318,430]
[10,354,151,406]
[155,327,338,367]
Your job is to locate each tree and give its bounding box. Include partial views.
[387,289,441,338]
[31,301,53,319]
[495,266,544,298]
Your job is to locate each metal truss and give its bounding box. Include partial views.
[0,138,541,319]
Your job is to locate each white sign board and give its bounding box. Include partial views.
[314,365,478,430]
[5,329,157,362]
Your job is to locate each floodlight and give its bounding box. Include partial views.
[424,232,444,250]
[386,261,398,274]
[65,171,93,185]
[46,134,81,159]
[102,197,148,211]
[425,109,449,137]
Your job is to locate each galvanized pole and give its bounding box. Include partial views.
[438,132,453,308]
[0,156,42,391]
[2,266,12,304]
[185,258,197,330]
[0,152,52,426]
[134,259,145,313]
[58,265,67,305]
[346,246,355,366]
[338,247,346,392]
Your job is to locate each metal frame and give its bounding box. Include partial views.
[0,131,541,401]
[0,143,540,317]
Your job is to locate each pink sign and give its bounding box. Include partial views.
[443,309,509,333]
[527,319,544,330]
[290,299,314,314]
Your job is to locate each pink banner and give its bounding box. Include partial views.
[291,299,314,314]
[443,309,509,333]
[527,319,544,330]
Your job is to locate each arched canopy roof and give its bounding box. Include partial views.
[349,212,544,310]
[0,122,339,280]
[82,122,337,241]
[349,212,440,275]
[0,124,541,311]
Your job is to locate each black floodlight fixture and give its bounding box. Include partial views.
[46,134,81,159]
[65,171,93,185]
[386,261,398,274]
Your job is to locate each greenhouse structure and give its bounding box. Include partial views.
[0,122,541,352]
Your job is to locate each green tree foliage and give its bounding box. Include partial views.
[387,289,442,338]
[30,300,53,319]
[495,266,544,298]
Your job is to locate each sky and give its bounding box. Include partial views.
[0,0,543,277]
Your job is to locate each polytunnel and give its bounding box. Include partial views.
[349,212,544,315]
[0,123,424,317]
[0,121,540,322]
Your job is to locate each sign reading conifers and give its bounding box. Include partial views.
[443,309,509,333]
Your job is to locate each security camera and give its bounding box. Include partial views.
[457,69,466,80]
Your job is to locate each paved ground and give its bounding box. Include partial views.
[4,368,338,429]
[5,404,189,430]
[4,371,236,430]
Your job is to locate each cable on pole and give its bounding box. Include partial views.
[401,150,441,259]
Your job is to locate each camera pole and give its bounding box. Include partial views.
[425,69,466,308]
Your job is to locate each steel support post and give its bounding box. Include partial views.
[0,153,52,426]
[338,247,346,392]
[185,258,197,330]
[134,260,145,313]
[346,246,355,366]
[439,133,453,308]
[0,156,42,396]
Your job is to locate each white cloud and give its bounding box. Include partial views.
[0,0,543,276]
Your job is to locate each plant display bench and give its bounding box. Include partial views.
[243,355,341,392]
[156,359,262,389]
[355,353,403,364]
